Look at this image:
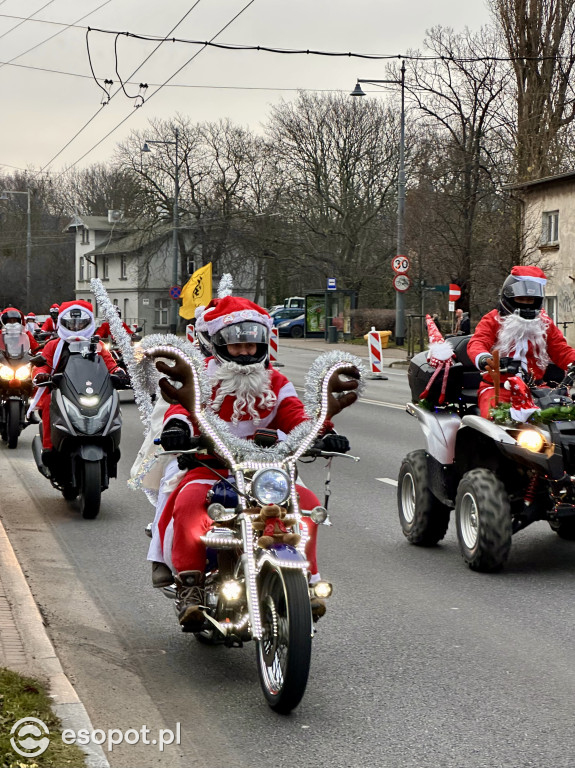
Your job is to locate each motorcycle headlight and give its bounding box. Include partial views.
[103,342,111,350]
[15,364,31,380]
[251,468,291,506]
[79,395,100,407]
[63,396,113,435]
[0,365,14,380]
[517,429,546,453]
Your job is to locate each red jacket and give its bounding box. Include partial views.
[41,317,56,332]
[164,359,308,439]
[95,321,134,340]
[468,309,575,382]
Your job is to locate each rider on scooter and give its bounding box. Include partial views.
[468,266,575,418]
[148,295,355,629]
[31,300,128,466]
[1,307,39,350]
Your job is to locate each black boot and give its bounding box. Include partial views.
[151,561,173,588]
[175,570,205,629]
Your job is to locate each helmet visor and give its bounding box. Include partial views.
[60,310,91,332]
[2,310,22,324]
[212,322,268,347]
[504,280,545,300]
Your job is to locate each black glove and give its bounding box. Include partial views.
[33,372,51,386]
[477,354,493,371]
[110,369,129,389]
[160,419,192,451]
[320,433,350,454]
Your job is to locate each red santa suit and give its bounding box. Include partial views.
[41,304,60,333]
[157,358,321,575]
[1,307,39,351]
[31,301,119,449]
[95,321,134,340]
[468,308,575,418]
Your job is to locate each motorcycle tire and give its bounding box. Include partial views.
[397,450,450,545]
[79,460,102,519]
[455,468,512,572]
[549,518,575,540]
[256,564,312,714]
[7,399,21,449]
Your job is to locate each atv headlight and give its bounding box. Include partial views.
[251,468,291,506]
[0,365,14,380]
[517,429,546,453]
[15,364,31,380]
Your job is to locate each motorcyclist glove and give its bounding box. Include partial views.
[320,433,350,454]
[160,419,192,451]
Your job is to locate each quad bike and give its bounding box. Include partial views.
[398,335,575,572]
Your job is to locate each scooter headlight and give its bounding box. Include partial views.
[251,468,291,506]
[517,429,546,453]
[63,396,113,435]
[0,365,14,380]
[15,364,31,380]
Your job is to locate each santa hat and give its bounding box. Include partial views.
[58,300,93,316]
[504,376,539,422]
[511,266,547,285]
[1,307,25,323]
[26,312,36,319]
[202,295,273,336]
[425,314,454,365]
[50,303,60,310]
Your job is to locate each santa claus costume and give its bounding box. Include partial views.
[468,266,575,418]
[149,296,326,625]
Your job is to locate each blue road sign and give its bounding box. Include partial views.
[327,278,337,291]
[169,285,182,299]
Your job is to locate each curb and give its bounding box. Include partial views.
[0,520,110,768]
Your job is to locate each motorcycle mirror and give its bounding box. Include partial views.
[30,354,47,366]
[134,326,143,333]
[131,334,142,342]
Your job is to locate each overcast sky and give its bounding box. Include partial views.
[0,0,492,176]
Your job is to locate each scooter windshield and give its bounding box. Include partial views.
[0,328,30,359]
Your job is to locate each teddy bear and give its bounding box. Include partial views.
[250,504,301,549]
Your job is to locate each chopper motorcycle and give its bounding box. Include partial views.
[0,324,38,449]
[31,336,123,518]
[139,345,362,713]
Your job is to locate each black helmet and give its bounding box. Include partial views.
[211,321,269,366]
[195,327,213,358]
[500,274,544,319]
[1,308,24,326]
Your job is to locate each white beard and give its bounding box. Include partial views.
[210,361,277,424]
[496,312,549,369]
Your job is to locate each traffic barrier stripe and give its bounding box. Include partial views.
[368,331,383,373]
[269,327,279,363]
[186,323,195,344]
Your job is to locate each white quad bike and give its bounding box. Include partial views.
[398,335,575,572]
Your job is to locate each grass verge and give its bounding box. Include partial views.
[0,667,85,767]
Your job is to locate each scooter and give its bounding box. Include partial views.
[31,337,123,518]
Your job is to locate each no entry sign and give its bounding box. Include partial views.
[449,283,461,302]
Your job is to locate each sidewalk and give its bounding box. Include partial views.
[0,519,109,767]
[278,336,409,367]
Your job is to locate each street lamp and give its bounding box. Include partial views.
[0,188,32,309]
[351,61,407,345]
[142,128,180,333]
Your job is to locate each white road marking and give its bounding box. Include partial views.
[294,387,406,411]
[376,477,398,487]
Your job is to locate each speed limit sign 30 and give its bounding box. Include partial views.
[391,255,410,274]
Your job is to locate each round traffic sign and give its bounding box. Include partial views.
[391,255,410,274]
[169,285,182,300]
[393,274,411,292]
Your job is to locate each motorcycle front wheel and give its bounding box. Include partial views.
[7,399,20,449]
[79,460,101,519]
[256,564,312,714]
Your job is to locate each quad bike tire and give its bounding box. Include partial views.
[549,519,575,540]
[397,450,450,546]
[455,468,512,572]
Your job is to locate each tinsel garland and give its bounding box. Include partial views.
[217,273,233,298]
[302,350,366,419]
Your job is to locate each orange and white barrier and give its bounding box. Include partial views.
[269,326,279,365]
[367,328,386,379]
[186,323,195,344]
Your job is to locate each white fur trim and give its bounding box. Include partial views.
[427,340,454,362]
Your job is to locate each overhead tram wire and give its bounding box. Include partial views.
[0,0,113,72]
[0,0,57,42]
[39,0,204,173]
[50,0,257,179]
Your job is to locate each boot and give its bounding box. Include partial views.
[175,570,205,629]
[310,596,327,622]
[151,561,173,588]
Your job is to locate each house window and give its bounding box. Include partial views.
[186,256,195,275]
[86,260,92,280]
[542,211,559,245]
[124,298,129,320]
[102,255,109,280]
[120,254,127,279]
[79,256,85,282]
[81,227,90,245]
[155,299,169,326]
[545,295,557,322]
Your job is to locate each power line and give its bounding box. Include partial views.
[0,0,112,72]
[52,0,257,178]
[40,0,204,173]
[0,1,57,42]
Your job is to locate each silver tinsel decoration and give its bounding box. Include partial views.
[303,350,366,419]
[217,273,234,298]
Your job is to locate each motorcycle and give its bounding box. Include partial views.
[31,336,123,519]
[0,324,37,449]
[398,335,575,572]
[141,346,362,713]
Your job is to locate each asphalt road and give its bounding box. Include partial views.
[1,347,575,768]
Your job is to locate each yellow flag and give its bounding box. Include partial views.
[179,262,212,319]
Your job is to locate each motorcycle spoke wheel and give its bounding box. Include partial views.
[256,565,312,714]
[7,399,21,449]
[79,460,102,519]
